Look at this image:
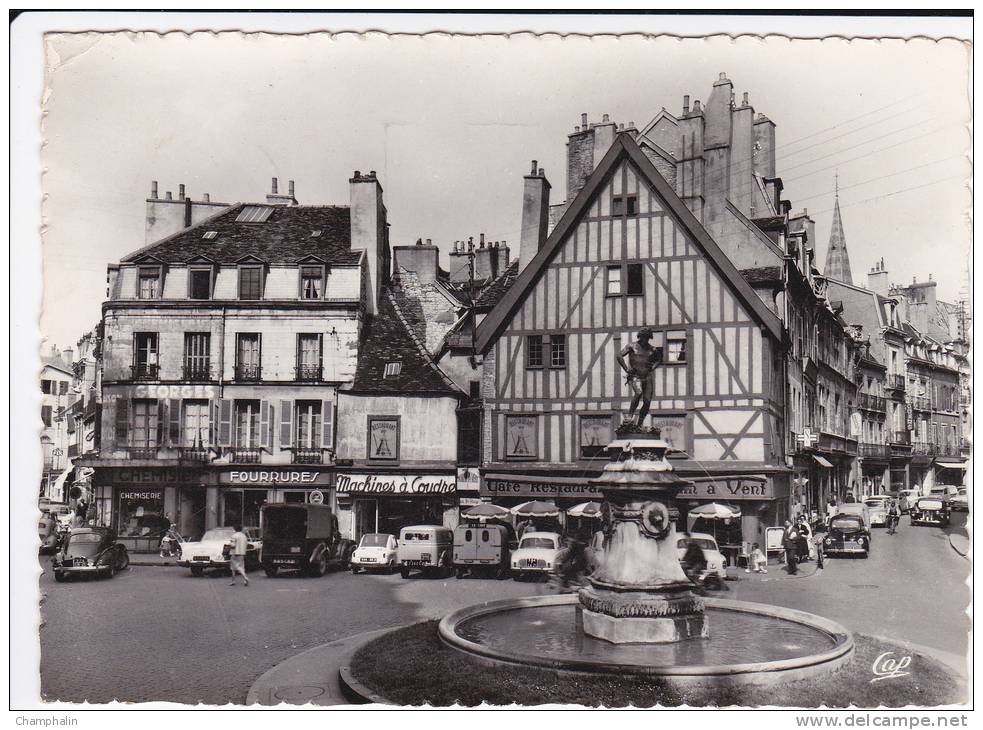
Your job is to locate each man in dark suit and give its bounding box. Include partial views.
[782,520,799,575]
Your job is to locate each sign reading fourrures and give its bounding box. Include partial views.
[336,474,457,495]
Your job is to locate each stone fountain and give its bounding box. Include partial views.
[578,430,708,644]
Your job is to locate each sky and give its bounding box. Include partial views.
[39,30,972,350]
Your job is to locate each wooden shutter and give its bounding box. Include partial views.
[156,401,167,447]
[218,399,233,447]
[260,400,272,449]
[114,398,129,447]
[279,400,294,449]
[168,399,182,446]
[209,400,216,447]
[321,399,334,450]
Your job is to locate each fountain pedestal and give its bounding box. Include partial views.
[579,433,709,644]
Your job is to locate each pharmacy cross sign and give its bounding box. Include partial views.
[796,429,819,448]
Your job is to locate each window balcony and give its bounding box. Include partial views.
[911,441,935,456]
[178,447,211,463]
[230,447,262,463]
[859,443,890,458]
[126,446,159,460]
[294,365,323,383]
[908,396,931,412]
[182,363,213,382]
[889,431,910,446]
[234,364,262,382]
[292,448,323,464]
[130,364,159,381]
[859,394,886,412]
[886,374,906,391]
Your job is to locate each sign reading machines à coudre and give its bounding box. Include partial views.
[336,474,457,495]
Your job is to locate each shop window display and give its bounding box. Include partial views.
[118,490,166,538]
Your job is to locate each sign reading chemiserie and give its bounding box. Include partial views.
[336,474,456,495]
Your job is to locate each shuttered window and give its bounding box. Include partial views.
[295,401,322,449]
[183,400,210,447]
[238,266,264,300]
[132,399,159,448]
[235,400,261,448]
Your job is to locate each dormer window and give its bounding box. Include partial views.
[238,265,264,300]
[202,231,218,240]
[235,206,274,223]
[137,266,162,299]
[384,362,402,378]
[189,267,213,300]
[300,265,324,300]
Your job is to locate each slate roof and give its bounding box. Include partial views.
[41,355,73,375]
[122,204,362,265]
[475,260,519,308]
[350,291,463,396]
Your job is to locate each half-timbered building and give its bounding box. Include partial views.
[473,132,791,546]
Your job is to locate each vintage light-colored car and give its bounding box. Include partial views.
[951,488,969,512]
[398,525,454,578]
[897,489,921,514]
[510,532,562,579]
[864,496,891,527]
[351,533,399,573]
[178,526,262,576]
[676,532,728,581]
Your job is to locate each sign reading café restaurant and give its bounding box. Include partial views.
[336,474,456,495]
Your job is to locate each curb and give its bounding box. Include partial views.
[246,626,401,706]
[948,532,969,558]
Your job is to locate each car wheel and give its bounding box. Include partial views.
[190,566,205,577]
[350,565,359,574]
[400,567,410,579]
[117,550,130,571]
[264,565,279,578]
[54,572,66,583]
[455,567,465,579]
[309,552,328,577]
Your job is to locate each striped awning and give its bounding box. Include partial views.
[813,455,834,469]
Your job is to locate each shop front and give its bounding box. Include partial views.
[335,472,458,542]
[933,460,967,487]
[217,468,335,528]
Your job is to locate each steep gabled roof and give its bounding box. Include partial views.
[41,356,73,376]
[475,133,783,352]
[475,260,519,309]
[349,291,463,397]
[121,204,361,266]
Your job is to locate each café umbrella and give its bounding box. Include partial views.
[512,501,561,519]
[462,503,512,520]
[686,502,742,534]
[566,501,603,518]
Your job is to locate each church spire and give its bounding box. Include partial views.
[824,173,853,284]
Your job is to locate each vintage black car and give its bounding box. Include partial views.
[260,504,355,577]
[910,496,951,527]
[52,527,130,581]
[823,513,871,558]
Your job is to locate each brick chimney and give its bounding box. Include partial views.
[519,161,551,273]
[350,170,388,316]
[266,177,298,206]
[867,258,889,297]
[474,233,500,281]
[62,347,74,367]
[393,238,439,285]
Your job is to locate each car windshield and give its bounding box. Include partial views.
[830,516,862,531]
[957,490,967,496]
[918,499,943,510]
[519,537,556,550]
[677,538,716,551]
[360,534,390,547]
[864,499,886,508]
[68,533,103,544]
[201,528,234,542]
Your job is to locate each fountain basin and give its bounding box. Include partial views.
[439,594,854,687]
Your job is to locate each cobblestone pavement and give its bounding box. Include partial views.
[39,512,970,705]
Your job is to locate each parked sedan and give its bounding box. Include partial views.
[178,526,262,576]
[676,532,728,582]
[510,532,562,579]
[52,527,130,581]
[351,533,399,573]
[864,496,891,527]
[951,488,969,512]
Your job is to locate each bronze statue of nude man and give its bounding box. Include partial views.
[616,327,663,426]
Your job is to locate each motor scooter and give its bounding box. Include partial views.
[159,528,185,558]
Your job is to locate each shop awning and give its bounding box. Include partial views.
[935,462,967,470]
[813,455,834,469]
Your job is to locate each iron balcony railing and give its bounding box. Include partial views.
[292,448,323,464]
[178,447,211,462]
[911,441,935,456]
[859,443,890,458]
[859,394,886,412]
[182,363,213,381]
[886,374,906,391]
[127,446,159,460]
[230,447,262,463]
[908,396,931,412]
[234,364,262,382]
[130,363,159,380]
[294,364,323,382]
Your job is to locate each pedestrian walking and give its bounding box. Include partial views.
[782,520,799,575]
[796,516,812,562]
[229,525,249,587]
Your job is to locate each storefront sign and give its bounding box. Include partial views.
[458,497,483,507]
[309,489,325,504]
[649,414,687,451]
[505,416,538,459]
[456,467,481,493]
[129,384,218,400]
[481,476,601,499]
[221,470,332,485]
[678,477,774,501]
[117,490,163,501]
[101,468,203,485]
[337,473,456,495]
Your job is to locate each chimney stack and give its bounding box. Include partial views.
[520,161,551,273]
[271,177,278,194]
[393,238,438,285]
[184,196,192,227]
[165,191,173,201]
[62,347,74,367]
[693,100,702,113]
[349,169,388,315]
[683,95,690,113]
[203,193,210,203]
[150,181,158,199]
[178,184,185,200]
[581,113,588,129]
[867,259,890,296]
[288,180,295,198]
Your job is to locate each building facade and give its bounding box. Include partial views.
[40,346,77,502]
